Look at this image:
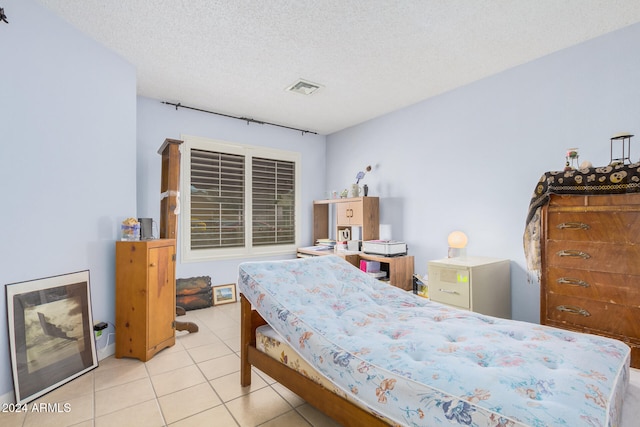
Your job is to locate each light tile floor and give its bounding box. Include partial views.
[5,301,640,426]
[0,302,340,427]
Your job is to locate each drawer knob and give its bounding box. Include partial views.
[438,289,459,295]
[556,222,590,230]
[556,305,591,317]
[556,249,591,259]
[557,277,590,288]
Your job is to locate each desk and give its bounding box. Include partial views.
[296,248,415,291]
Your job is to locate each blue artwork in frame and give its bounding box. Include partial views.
[213,283,237,305]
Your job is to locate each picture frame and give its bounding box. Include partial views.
[212,283,237,305]
[6,270,98,405]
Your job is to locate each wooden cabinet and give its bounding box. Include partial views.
[115,239,176,361]
[336,200,363,225]
[313,197,379,243]
[541,193,640,367]
[428,256,511,319]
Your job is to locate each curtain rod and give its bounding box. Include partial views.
[161,101,317,135]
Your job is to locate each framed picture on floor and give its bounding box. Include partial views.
[6,270,98,405]
[212,283,237,305]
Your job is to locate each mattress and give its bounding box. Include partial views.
[256,325,352,400]
[238,255,630,426]
[256,324,394,424]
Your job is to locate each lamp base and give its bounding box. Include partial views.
[448,247,467,258]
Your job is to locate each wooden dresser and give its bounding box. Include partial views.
[541,193,640,367]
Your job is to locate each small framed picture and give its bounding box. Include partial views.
[212,284,237,305]
[6,270,98,405]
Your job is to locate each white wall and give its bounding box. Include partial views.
[136,97,327,284]
[0,0,136,400]
[326,23,640,322]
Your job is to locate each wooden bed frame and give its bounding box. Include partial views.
[240,294,390,426]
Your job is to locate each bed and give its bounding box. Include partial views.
[239,255,630,426]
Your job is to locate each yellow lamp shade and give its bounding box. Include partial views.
[447,231,468,249]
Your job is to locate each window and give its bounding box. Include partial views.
[181,135,301,261]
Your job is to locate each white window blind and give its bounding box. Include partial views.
[181,135,301,262]
[190,149,245,250]
[252,157,295,246]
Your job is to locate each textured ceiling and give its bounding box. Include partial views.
[36,0,640,135]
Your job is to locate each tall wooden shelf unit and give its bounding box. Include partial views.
[158,138,198,334]
[158,138,182,240]
[115,239,176,362]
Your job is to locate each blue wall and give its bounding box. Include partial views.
[325,22,640,322]
[0,0,136,400]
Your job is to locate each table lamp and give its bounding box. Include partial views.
[447,231,468,258]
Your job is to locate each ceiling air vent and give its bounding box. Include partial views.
[286,79,322,95]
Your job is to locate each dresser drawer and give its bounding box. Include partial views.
[545,240,640,275]
[545,266,640,305]
[546,211,640,244]
[548,193,640,208]
[430,280,470,309]
[429,266,471,309]
[544,293,640,339]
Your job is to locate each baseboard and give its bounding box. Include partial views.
[0,390,14,404]
[97,342,115,361]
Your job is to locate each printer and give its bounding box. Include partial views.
[361,240,408,256]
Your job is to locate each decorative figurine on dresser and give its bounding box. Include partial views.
[524,160,640,368]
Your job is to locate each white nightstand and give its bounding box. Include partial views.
[427,256,511,319]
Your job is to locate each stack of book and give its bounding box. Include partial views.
[367,271,387,279]
[315,239,336,250]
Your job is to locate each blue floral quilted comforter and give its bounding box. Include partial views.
[238,256,630,427]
